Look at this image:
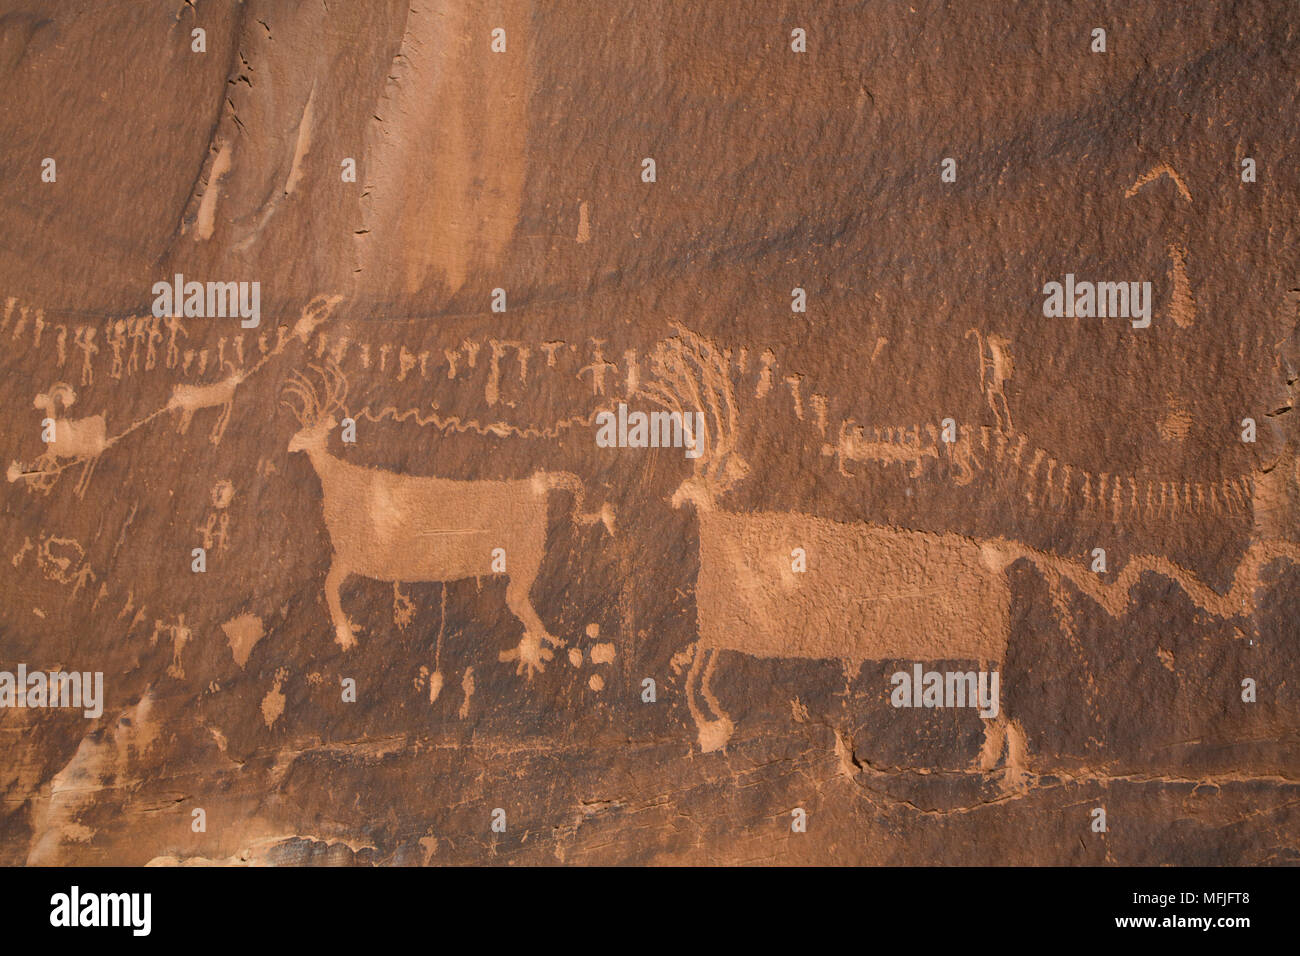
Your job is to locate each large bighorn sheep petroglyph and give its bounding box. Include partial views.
[645,327,1026,765]
[282,362,613,675]
[647,325,1300,768]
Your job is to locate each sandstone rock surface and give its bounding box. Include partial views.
[1,1,1297,865]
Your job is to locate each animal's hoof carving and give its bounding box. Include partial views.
[334,623,358,651]
[697,717,734,753]
[500,633,553,678]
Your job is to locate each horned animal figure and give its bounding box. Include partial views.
[649,322,1300,771]
[644,326,1026,767]
[168,367,245,445]
[282,362,613,675]
[7,384,108,498]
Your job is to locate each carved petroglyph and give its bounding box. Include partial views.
[6,296,341,499]
[1253,309,1300,542]
[4,284,1276,545]
[577,200,591,244]
[150,615,193,679]
[281,362,614,674]
[0,294,628,447]
[196,481,235,555]
[222,613,264,669]
[821,419,979,484]
[645,327,1025,766]
[1167,242,1197,329]
[12,533,97,599]
[994,535,1300,625]
[804,328,1279,524]
[1126,162,1198,327]
[73,327,98,386]
[352,404,600,442]
[1158,396,1194,443]
[1125,162,1193,204]
[650,324,1299,769]
[578,341,617,397]
[485,339,533,406]
[1,290,336,389]
[960,422,1277,522]
[966,328,1014,432]
[13,384,108,498]
[168,369,245,445]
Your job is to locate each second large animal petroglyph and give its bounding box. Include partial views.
[645,325,1299,764]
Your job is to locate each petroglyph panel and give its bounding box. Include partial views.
[1,0,1298,871]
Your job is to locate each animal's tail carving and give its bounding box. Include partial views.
[984,535,1300,629]
[533,471,616,537]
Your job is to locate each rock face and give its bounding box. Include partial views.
[1,1,1298,866]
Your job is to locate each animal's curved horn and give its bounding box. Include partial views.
[279,387,308,426]
[37,382,77,411]
[652,324,746,493]
[280,370,319,425]
[304,361,347,419]
[321,359,348,416]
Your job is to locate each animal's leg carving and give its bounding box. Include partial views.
[29,454,58,495]
[325,559,356,650]
[983,716,1029,790]
[209,402,233,445]
[686,644,734,753]
[73,457,97,498]
[995,393,1013,433]
[1005,719,1028,774]
[977,715,1007,772]
[700,647,730,728]
[499,572,558,679]
[976,652,1024,783]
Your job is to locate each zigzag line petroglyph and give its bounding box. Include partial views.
[352,405,598,441]
[990,535,1300,623]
